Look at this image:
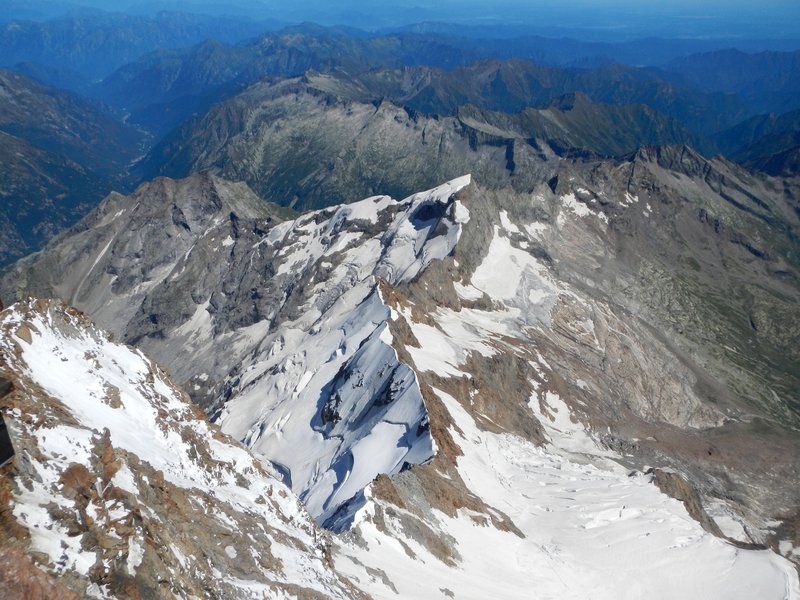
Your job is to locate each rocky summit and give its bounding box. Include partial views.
[2,152,799,597]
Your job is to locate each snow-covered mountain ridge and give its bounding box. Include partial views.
[2,153,800,597]
[1,295,797,598]
[213,175,471,527]
[0,298,361,599]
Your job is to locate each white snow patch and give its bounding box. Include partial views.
[470,228,558,325]
[343,195,394,224]
[623,192,640,206]
[499,210,520,234]
[453,200,470,224]
[127,534,144,575]
[529,389,605,456]
[561,192,592,217]
[13,490,97,575]
[453,281,485,302]
[524,222,548,240]
[111,464,138,495]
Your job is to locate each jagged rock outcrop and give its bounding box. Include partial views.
[1,171,292,344]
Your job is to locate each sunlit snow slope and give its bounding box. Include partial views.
[0,299,361,599]
[215,176,472,526]
[337,381,799,599]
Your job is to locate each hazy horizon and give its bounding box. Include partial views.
[3,0,800,42]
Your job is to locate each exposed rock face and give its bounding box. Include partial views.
[2,158,800,597]
[0,298,362,599]
[136,71,718,213]
[2,171,291,344]
[0,546,81,600]
[138,77,557,211]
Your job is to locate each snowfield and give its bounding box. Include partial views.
[337,385,799,599]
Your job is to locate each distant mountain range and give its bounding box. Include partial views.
[712,109,800,176]
[136,73,701,210]
[89,34,800,149]
[0,131,106,264]
[0,69,142,177]
[663,49,800,113]
[1,18,799,263]
[0,11,276,81]
[91,32,478,133]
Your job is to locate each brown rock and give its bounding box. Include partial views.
[0,546,80,600]
[14,325,31,345]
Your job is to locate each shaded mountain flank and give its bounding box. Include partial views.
[0,69,144,265]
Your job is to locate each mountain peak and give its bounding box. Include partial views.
[633,143,706,169]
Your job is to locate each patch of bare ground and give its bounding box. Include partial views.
[0,546,80,600]
[426,350,544,444]
[653,469,726,538]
